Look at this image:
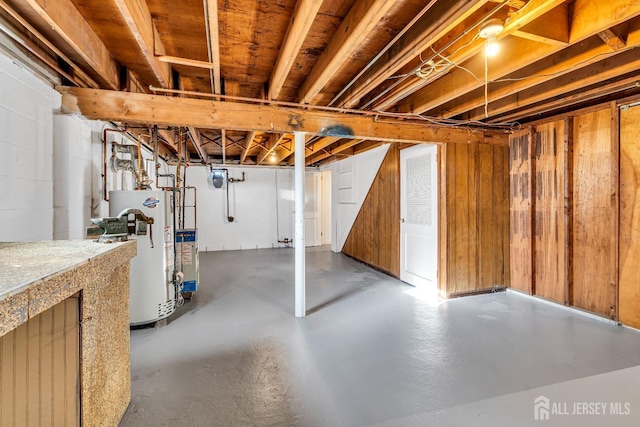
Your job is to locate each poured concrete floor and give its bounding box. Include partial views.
[120,247,640,426]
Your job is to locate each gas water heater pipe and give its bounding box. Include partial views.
[153,125,183,307]
[102,128,128,201]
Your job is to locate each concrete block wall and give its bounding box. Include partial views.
[0,52,166,242]
[53,115,93,240]
[0,54,60,241]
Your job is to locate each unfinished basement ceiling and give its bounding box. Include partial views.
[3,0,640,165]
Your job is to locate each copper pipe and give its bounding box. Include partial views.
[102,128,127,201]
[137,135,143,190]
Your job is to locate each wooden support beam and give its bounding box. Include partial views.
[58,87,506,145]
[369,0,565,111]
[221,128,226,164]
[188,127,208,163]
[487,73,640,124]
[157,55,218,69]
[240,131,257,164]
[305,138,364,165]
[203,0,222,94]
[474,47,640,121]
[257,134,288,165]
[6,0,120,89]
[113,0,170,87]
[269,0,322,100]
[298,0,396,104]
[396,0,640,114]
[157,129,178,154]
[271,134,313,165]
[598,29,627,51]
[306,136,341,156]
[0,0,101,88]
[512,4,569,46]
[439,21,640,118]
[389,0,567,113]
[337,0,490,108]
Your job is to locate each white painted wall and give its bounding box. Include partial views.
[89,122,170,219]
[0,54,59,241]
[0,51,169,242]
[53,115,92,240]
[321,170,332,245]
[326,144,390,252]
[183,166,297,251]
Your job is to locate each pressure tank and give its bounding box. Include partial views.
[110,190,176,325]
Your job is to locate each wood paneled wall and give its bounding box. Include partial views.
[509,128,533,293]
[441,143,510,296]
[0,297,80,426]
[572,109,617,317]
[343,144,400,277]
[509,105,624,320]
[534,121,569,303]
[619,105,640,329]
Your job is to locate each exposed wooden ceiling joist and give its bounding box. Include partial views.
[5,0,120,89]
[0,0,101,88]
[306,136,342,157]
[268,0,322,101]
[203,0,221,94]
[157,129,178,154]
[240,131,258,164]
[257,133,288,165]
[597,29,627,51]
[490,73,640,123]
[512,4,569,46]
[440,19,640,119]
[188,126,208,163]
[157,55,218,69]
[298,0,396,104]
[466,43,640,121]
[336,0,491,109]
[388,0,567,113]
[58,87,507,145]
[9,0,639,165]
[306,138,365,165]
[113,0,170,87]
[396,0,640,115]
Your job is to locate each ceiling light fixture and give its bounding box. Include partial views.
[478,18,504,57]
[478,18,504,119]
[478,18,504,39]
[485,38,500,57]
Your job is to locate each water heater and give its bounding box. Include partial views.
[110,190,176,325]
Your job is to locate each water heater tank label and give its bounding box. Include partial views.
[143,197,160,208]
[165,243,174,267]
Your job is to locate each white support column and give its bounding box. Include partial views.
[294,131,306,317]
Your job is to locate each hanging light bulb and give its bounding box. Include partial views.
[485,38,500,57]
[479,18,503,58]
[269,150,277,162]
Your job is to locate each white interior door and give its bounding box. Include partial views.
[304,172,321,247]
[321,170,332,245]
[400,144,438,287]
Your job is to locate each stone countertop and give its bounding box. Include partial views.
[0,240,134,302]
